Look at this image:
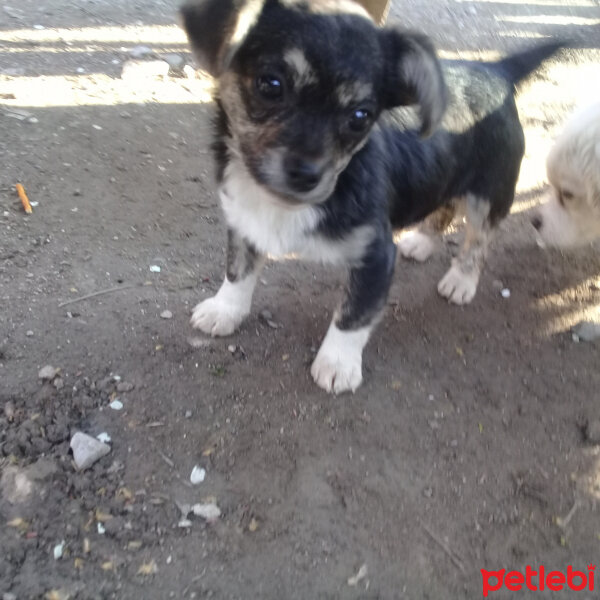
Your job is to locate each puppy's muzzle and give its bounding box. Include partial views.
[284,154,323,193]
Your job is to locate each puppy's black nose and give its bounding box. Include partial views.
[284,155,322,193]
[531,215,543,231]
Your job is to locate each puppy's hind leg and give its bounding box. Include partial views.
[398,203,456,263]
[191,229,264,336]
[438,195,491,305]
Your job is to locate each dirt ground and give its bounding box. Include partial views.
[1,1,600,598]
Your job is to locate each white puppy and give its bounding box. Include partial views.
[532,102,600,246]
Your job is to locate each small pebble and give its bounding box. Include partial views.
[109,399,124,411]
[572,321,600,343]
[184,410,193,419]
[178,519,192,528]
[585,420,600,444]
[116,381,134,393]
[161,53,185,76]
[160,310,173,319]
[26,330,34,337]
[70,432,111,470]
[501,288,511,299]
[38,365,58,381]
[149,265,161,273]
[53,541,65,560]
[4,401,16,421]
[190,466,206,485]
[128,45,153,59]
[96,432,112,444]
[228,345,236,353]
[97,522,106,535]
[192,503,221,521]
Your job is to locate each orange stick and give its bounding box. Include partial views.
[16,183,32,214]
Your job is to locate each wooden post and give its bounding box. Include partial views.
[357,0,391,24]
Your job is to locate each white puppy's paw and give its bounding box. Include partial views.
[398,230,436,262]
[310,323,370,394]
[438,264,479,305]
[311,351,363,395]
[190,296,246,337]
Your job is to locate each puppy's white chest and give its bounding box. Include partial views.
[219,166,321,258]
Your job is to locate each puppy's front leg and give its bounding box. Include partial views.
[311,238,397,394]
[191,229,263,336]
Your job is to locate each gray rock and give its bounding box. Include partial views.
[586,420,600,444]
[161,53,186,76]
[160,310,173,319]
[4,400,15,421]
[38,365,58,381]
[0,458,58,505]
[116,381,134,393]
[70,432,111,470]
[572,321,600,342]
[128,44,153,59]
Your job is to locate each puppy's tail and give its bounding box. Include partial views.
[494,41,565,85]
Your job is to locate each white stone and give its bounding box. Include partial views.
[190,466,206,485]
[192,503,221,521]
[53,541,65,560]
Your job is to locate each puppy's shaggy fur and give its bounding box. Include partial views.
[532,102,600,247]
[180,0,560,393]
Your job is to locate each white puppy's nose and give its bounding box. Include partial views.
[531,214,543,231]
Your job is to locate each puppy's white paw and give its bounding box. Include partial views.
[310,323,370,394]
[438,265,479,305]
[190,296,246,337]
[191,277,256,336]
[311,351,363,395]
[398,230,436,262]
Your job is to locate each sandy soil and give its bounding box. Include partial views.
[1,1,600,598]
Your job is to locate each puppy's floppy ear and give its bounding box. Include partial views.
[379,29,447,137]
[179,0,265,77]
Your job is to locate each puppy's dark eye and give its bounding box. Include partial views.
[255,75,284,101]
[348,109,372,133]
[562,190,574,201]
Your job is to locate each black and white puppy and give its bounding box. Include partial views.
[180,0,559,394]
